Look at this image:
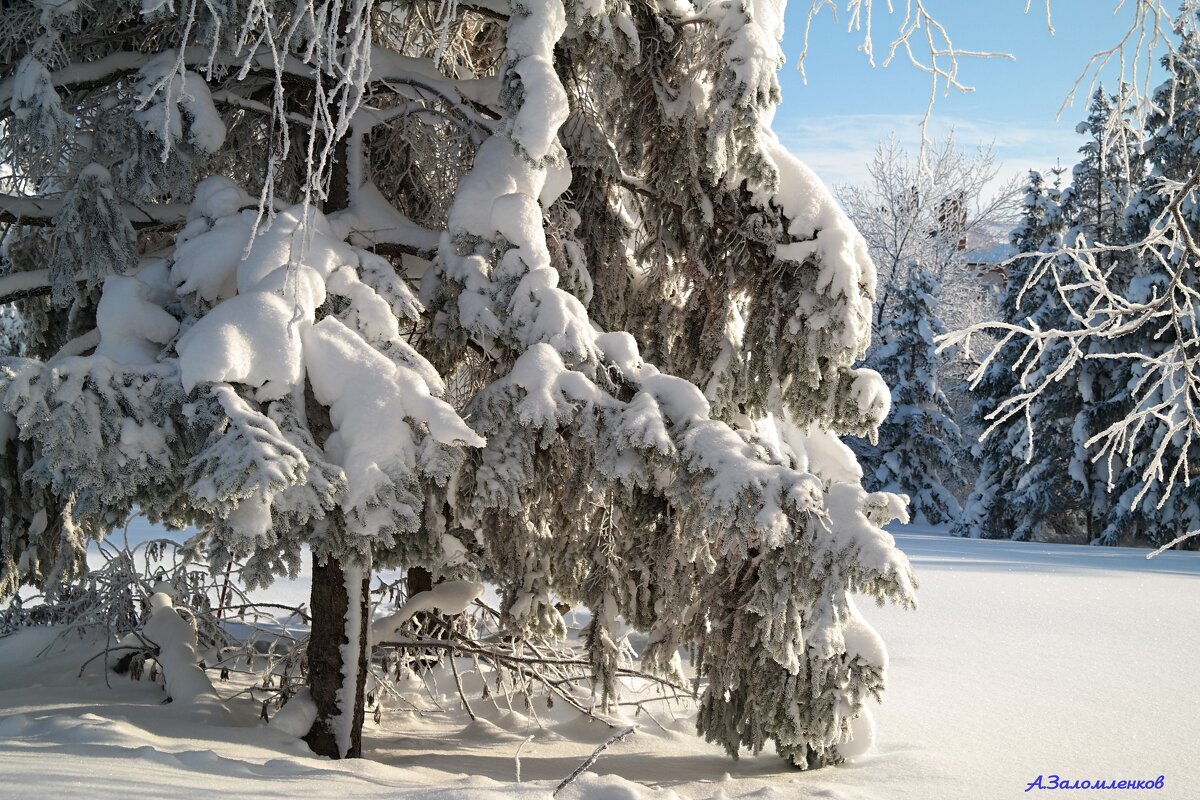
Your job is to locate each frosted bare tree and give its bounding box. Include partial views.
[838,134,1018,501]
[836,132,1020,339]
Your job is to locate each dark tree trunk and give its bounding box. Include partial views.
[406,566,434,596]
[404,566,445,662]
[304,554,370,758]
[305,119,369,758]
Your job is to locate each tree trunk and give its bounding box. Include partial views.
[304,38,368,756]
[406,566,434,597]
[305,554,371,758]
[404,566,448,665]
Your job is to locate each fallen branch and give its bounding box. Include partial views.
[514,735,534,783]
[449,651,477,721]
[552,725,637,796]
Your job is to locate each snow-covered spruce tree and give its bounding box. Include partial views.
[964,89,1139,543]
[962,85,1145,545]
[858,269,960,524]
[0,0,915,766]
[957,170,1072,540]
[942,4,1200,550]
[1057,85,1144,543]
[1091,9,1200,547]
[837,134,1017,503]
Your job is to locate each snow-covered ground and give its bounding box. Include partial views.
[1,524,1196,799]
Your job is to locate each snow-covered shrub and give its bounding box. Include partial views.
[2,533,218,655]
[0,531,313,719]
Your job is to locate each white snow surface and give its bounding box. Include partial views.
[328,182,441,255]
[8,55,61,121]
[3,523,1195,798]
[269,687,317,738]
[188,176,254,222]
[301,316,485,521]
[176,290,305,398]
[504,0,568,163]
[759,128,877,351]
[440,134,596,365]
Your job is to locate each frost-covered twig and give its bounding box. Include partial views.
[381,635,620,723]
[1058,0,1180,129]
[801,2,1184,165]
[837,132,1021,339]
[514,734,534,783]
[942,129,1200,548]
[1148,529,1200,557]
[448,652,476,720]
[552,725,637,797]
[800,0,1014,154]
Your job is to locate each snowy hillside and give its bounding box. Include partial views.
[1,525,1194,800]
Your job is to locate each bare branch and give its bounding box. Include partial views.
[799,1,1017,155]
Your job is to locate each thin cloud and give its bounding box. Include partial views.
[774,113,1084,188]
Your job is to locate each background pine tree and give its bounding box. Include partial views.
[859,269,962,524]
[1093,10,1200,547]
[958,170,1068,540]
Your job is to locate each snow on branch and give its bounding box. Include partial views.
[0,47,313,116]
[368,579,483,643]
[0,269,55,304]
[0,193,189,231]
[1057,0,1180,126]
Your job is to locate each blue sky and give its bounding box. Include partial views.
[774,1,1170,187]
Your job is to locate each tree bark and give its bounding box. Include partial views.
[304,554,370,758]
[304,68,370,754]
[406,566,434,596]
